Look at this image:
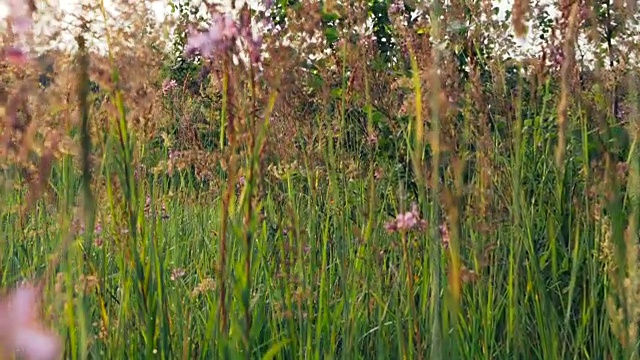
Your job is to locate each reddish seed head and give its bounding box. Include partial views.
[439,222,450,249]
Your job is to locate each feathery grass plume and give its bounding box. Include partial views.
[511,0,530,40]
[555,2,580,170]
[76,26,96,245]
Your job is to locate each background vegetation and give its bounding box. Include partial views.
[0,0,639,358]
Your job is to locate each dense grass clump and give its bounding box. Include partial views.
[0,0,639,359]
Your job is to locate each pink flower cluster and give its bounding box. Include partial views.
[384,203,427,233]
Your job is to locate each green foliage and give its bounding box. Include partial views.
[369,0,395,58]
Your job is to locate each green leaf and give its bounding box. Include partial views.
[309,74,325,91]
[321,11,340,22]
[325,27,340,43]
[262,339,290,360]
[372,110,386,126]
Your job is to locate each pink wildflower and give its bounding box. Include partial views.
[7,0,33,35]
[184,6,266,66]
[384,203,426,233]
[185,13,238,58]
[162,79,177,95]
[0,283,61,360]
[396,211,417,230]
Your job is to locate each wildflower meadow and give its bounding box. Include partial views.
[0,0,639,358]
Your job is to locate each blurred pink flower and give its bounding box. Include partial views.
[185,13,238,58]
[0,283,61,360]
[4,45,28,65]
[2,0,34,65]
[384,203,426,233]
[162,79,177,95]
[7,0,33,35]
[184,7,265,65]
